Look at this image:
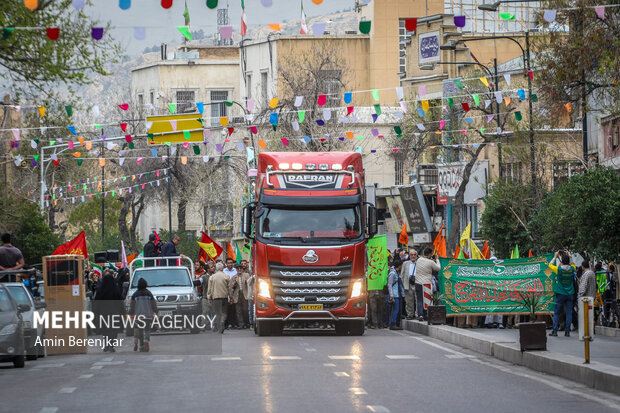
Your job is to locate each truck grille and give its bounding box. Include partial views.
[269,261,352,310]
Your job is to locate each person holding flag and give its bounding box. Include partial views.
[143,233,159,267]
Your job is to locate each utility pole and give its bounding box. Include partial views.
[494,58,503,179]
[526,32,536,193]
[167,145,172,235]
[101,140,105,242]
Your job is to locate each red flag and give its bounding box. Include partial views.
[432,223,444,252]
[398,222,408,245]
[481,240,490,259]
[197,231,223,262]
[528,249,533,257]
[153,231,161,246]
[53,231,88,258]
[226,242,236,261]
[453,244,461,259]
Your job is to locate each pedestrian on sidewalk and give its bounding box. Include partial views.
[388,258,405,330]
[206,262,231,334]
[201,261,216,330]
[415,248,441,321]
[401,249,417,320]
[93,270,124,352]
[549,250,576,337]
[578,260,596,299]
[129,278,158,352]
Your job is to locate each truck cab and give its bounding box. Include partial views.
[243,152,377,336]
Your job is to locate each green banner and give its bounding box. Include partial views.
[367,235,388,291]
[438,255,555,315]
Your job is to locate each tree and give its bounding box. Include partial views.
[0,0,123,100]
[481,180,539,258]
[68,197,123,253]
[534,0,620,117]
[529,166,620,261]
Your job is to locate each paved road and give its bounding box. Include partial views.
[2,328,620,413]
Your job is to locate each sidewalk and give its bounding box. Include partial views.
[403,319,620,396]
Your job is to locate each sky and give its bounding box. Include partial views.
[88,0,357,55]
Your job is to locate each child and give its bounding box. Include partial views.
[129,278,158,352]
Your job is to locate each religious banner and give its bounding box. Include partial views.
[439,255,555,315]
[366,235,388,291]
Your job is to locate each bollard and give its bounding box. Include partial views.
[583,299,590,364]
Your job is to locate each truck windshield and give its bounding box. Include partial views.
[131,268,190,288]
[258,206,362,240]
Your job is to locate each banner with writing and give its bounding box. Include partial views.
[367,235,388,291]
[438,255,555,315]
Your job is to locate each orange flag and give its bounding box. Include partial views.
[481,240,490,259]
[398,222,408,245]
[437,236,447,258]
[226,242,236,261]
[432,223,444,252]
[453,244,461,259]
[528,249,533,257]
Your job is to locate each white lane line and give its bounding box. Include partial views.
[385,355,419,360]
[153,359,184,363]
[39,408,58,413]
[305,348,316,352]
[349,387,367,395]
[90,365,103,370]
[329,355,360,360]
[445,354,470,359]
[33,363,65,368]
[299,342,309,346]
[334,372,350,377]
[367,406,390,413]
[323,363,336,367]
[269,356,301,360]
[59,387,76,394]
[210,357,241,361]
[79,374,94,379]
[414,337,474,357]
[93,361,125,365]
[100,357,113,362]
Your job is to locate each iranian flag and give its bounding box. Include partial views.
[300,1,308,34]
[92,263,103,278]
[241,0,247,37]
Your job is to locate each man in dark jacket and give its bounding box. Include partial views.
[129,278,158,352]
[160,234,186,266]
[143,233,159,267]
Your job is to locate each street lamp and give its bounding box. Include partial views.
[420,60,504,176]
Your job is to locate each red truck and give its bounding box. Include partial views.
[242,152,377,336]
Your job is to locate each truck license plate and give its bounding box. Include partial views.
[159,310,173,317]
[298,304,323,310]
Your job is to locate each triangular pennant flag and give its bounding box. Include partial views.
[177,25,191,41]
[371,89,379,101]
[359,20,371,34]
[543,10,556,23]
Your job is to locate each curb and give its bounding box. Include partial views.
[403,319,620,396]
[595,325,620,338]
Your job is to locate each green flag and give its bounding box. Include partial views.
[235,241,242,264]
[242,242,251,254]
[458,249,465,259]
[511,245,520,259]
[367,235,388,291]
[183,1,190,25]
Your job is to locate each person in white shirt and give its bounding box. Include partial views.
[223,257,238,279]
[400,249,418,319]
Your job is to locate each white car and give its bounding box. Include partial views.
[4,283,46,359]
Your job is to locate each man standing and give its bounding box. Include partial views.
[578,260,597,300]
[0,233,25,271]
[201,261,215,330]
[229,264,244,328]
[160,234,186,266]
[415,247,441,321]
[239,263,251,328]
[388,258,405,330]
[401,249,417,319]
[223,257,237,279]
[143,233,159,267]
[549,251,576,337]
[206,262,231,333]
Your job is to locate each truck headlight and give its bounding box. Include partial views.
[0,323,17,335]
[350,280,363,298]
[257,279,271,299]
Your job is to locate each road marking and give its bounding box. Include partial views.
[299,342,309,346]
[39,408,58,413]
[153,359,184,363]
[445,354,470,359]
[90,365,103,370]
[210,357,241,361]
[59,387,76,394]
[367,406,390,413]
[334,372,350,377]
[305,348,316,352]
[33,363,65,368]
[349,387,367,395]
[414,337,474,357]
[323,363,336,367]
[79,374,94,379]
[385,355,419,360]
[329,355,360,360]
[93,361,125,365]
[269,356,301,360]
[101,357,113,362]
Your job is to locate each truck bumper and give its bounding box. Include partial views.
[255,296,366,322]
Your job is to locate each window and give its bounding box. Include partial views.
[176,90,195,113]
[150,91,154,105]
[246,74,252,99]
[503,162,521,183]
[552,160,584,189]
[138,94,144,107]
[395,158,404,185]
[418,167,438,185]
[210,91,229,126]
[320,70,342,101]
[207,203,233,227]
[398,19,413,76]
[261,72,268,103]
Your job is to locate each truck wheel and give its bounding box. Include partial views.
[270,321,283,336]
[256,320,271,336]
[13,355,25,368]
[335,321,348,336]
[349,320,365,336]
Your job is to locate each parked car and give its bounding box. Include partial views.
[4,283,46,359]
[0,284,28,368]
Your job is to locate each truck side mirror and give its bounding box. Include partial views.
[367,205,378,238]
[242,203,254,239]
